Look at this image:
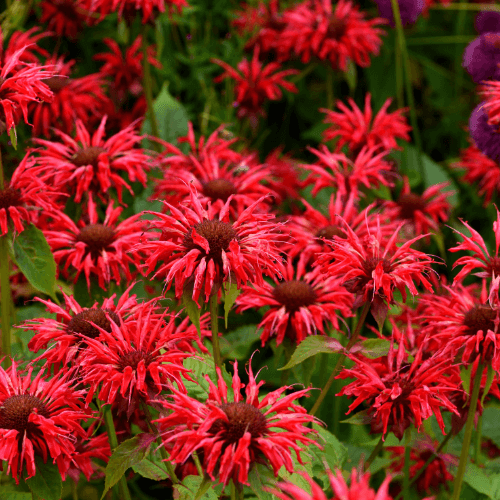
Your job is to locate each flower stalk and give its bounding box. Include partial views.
[364,435,385,469]
[310,301,370,416]
[403,427,411,500]
[451,362,485,500]
[209,292,222,371]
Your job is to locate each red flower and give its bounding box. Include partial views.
[321,93,411,155]
[30,55,111,138]
[305,144,395,198]
[94,36,162,101]
[24,283,139,369]
[338,341,459,440]
[236,263,353,346]
[155,360,319,486]
[39,0,97,39]
[34,115,150,204]
[1,28,50,66]
[279,0,386,70]
[480,80,500,125]
[140,188,285,304]
[317,214,436,316]
[0,362,90,483]
[212,47,298,126]
[452,141,500,206]
[273,469,393,500]
[153,152,278,218]
[0,152,62,237]
[78,301,194,417]
[44,194,148,290]
[381,176,452,239]
[0,45,54,135]
[92,0,188,23]
[387,437,456,494]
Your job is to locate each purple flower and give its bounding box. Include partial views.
[475,12,500,35]
[373,0,424,28]
[469,103,500,162]
[463,33,500,83]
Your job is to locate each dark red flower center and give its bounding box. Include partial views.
[116,350,155,372]
[397,193,426,220]
[67,308,120,339]
[183,220,238,260]
[0,187,22,211]
[0,395,50,432]
[43,76,71,92]
[209,402,267,443]
[327,17,347,39]
[488,257,500,277]
[316,225,346,240]
[202,179,237,203]
[71,146,106,168]
[76,224,116,258]
[364,257,393,275]
[273,280,317,311]
[463,305,497,335]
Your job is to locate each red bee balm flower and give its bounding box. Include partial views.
[0,362,89,484]
[34,115,150,204]
[155,360,319,486]
[279,0,386,70]
[321,93,411,155]
[44,194,148,290]
[93,0,188,22]
[40,0,97,39]
[212,47,298,126]
[339,342,459,440]
[140,188,284,304]
[236,264,353,346]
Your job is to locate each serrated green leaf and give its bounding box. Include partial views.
[25,457,62,500]
[460,363,474,396]
[9,126,17,149]
[13,224,56,300]
[340,409,372,425]
[174,475,218,500]
[464,463,500,498]
[481,365,496,407]
[350,339,393,359]
[247,464,276,500]
[219,325,261,360]
[311,423,348,470]
[279,335,343,370]
[183,289,201,337]
[223,281,240,328]
[132,457,169,481]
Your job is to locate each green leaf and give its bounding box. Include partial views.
[0,494,32,500]
[219,325,261,360]
[132,457,169,481]
[141,82,189,146]
[25,458,62,500]
[9,126,17,149]
[343,59,357,94]
[350,339,393,359]
[464,463,500,498]
[279,335,343,370]
[174,476,218,500]
[13,224,56,300]
[247,464,276,500]
[482,408,500,449]
[182,288,202,337]
[460,363,474,396]
[340,409,372,425]
[311,423,348,470]
[102,435,154,499]
[222,281,240,328]
[481,365,496,407]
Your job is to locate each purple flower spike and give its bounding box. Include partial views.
[469,103,500,162]
[373,0,424,28]
[463,33,500,83]
[475,12,500,35]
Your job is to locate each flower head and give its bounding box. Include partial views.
[140,187,285,304]
[93,0,188,23]
[469,103,500,163]
[463,33,500,84]
[475,11,500,34]
[40,0,97,39]
[155,359,319,486]
[34,115,150,204]
[0,362,89,483]
[44,194,148,290]
[321,93,410,155]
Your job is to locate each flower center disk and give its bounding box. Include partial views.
[397,193,426,220]
[202,179,237,203]
[209,402,267,443]
[183,220,238,260]
[273,280,317,311]
[71,146,106,169]
[0,395,50,432]
[76,224,116,256]
[463,305,497,335]
[43,76,71,92]
[67,308,120,339]
[117,350,155,372]
[316,225,346,240]
[0,187,22,211]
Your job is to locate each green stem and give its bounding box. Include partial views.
[403,427,411,500]
[291,63,318,84]
[230,480,237,500]
[209,293,222,372]
[365,435,385,470]
[430,2,500,10]
[309,302,370,416]
[395,432,453,500]
[395,39,404,110]
[389,0,425,183]
[102,405,132,500]
[71,479,78,500]
[406,36,474,45]
[474,406,483,466]
[141,25,160,151]
[326,66,334,110]
[451,362,485,500]
[192,451,203,477]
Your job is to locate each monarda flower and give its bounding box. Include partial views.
[279,0,386,71]
[381,176,452,239]
[44,194,147,290]
[0,153,62,237]
[92,0,189,23]
[274,469,393,500]
[34,115,150,204]
[39,0,97,39]
[155,360,319,486]
[236,263,353,346]
[480,80,500,126]
[212,47,298,126]
[140,188,285,304]
[338,341,459,440]
[78,301,194,417]
[305,145,395,198]
[321,93,411,156]
[0,362,89,484]
[24,283,138,368]
[30,55,111,138]
[469,102,500,163]
[1,27,50,67]
[452,140,500,205]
